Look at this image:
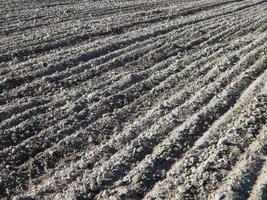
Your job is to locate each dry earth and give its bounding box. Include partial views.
[0,0,267,199]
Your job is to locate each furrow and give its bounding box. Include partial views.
[22,31,267,200]
[210,125,267,200]
[248,148,267,200]
[0,0,240,63]
[93,40,267,200]
[0,2,264,136]
[144,58,267,200]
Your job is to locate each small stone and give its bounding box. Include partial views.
[197,140,209,148]
[159,102,171,110]
[189,156,198,164]
[42,62,48,67]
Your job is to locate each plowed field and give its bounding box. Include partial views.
[0,0,266,199]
